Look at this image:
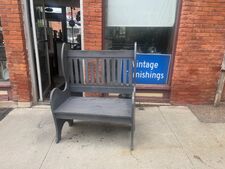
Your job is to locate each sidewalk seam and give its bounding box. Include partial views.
[38,137,55,169]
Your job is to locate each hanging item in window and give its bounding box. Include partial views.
[67,7,81,50]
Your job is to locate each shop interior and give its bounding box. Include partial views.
[31,0,81,101]
[105,27,173,54]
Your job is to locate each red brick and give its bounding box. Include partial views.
[171,0,225,104]
[0,0,31,102]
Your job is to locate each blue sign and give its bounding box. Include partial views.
[135,53,171,84]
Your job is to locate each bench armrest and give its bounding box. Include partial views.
[50,88,70,111]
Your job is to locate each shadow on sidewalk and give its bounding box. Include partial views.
[0,108,13,121]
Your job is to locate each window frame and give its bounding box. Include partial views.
[103,0,183,89]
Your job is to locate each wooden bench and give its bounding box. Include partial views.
[50,43,137,150]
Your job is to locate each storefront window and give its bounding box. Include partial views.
[0,18,9,81]
[104,0,178,53]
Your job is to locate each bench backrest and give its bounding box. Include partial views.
[61,43,136,94]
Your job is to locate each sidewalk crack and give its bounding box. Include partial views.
[38,137,55,169]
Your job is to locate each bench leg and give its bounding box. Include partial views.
[130,125,134,151]
[54,118,66,143]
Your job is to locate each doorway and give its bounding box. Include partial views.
[30,0,82,101]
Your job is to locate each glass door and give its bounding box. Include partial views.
[31,0,51,101]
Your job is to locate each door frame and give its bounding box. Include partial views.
[30,0,46,101]
[21,0,38,103]
[27,0,84,103]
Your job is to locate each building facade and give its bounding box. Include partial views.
[0,0,224,106]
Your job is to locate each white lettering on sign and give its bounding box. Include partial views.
[136,71,164,81]
[136,61,164,81]
[136,61,158,70]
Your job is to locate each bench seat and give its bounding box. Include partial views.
[55,97,132,119]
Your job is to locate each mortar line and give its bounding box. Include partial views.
[39,137,55,169]
[158,107,196,169]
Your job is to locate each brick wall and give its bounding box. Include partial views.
[0,0,31,102]
[171,0,225,104]
[83,0,103,50]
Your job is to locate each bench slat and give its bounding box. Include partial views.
[112,59,116,84]
[67,50,134,58]
[96,59,100,84]
[91,63,94,84]
[74,59,79,84]
[69,59,74,84]
[102,59,105,84]
[79,59,84,84]
[69,85,133,94]
[106,59,110,84]
[123,59,127,84]
[117,59,122,84]
[85,59,89,83]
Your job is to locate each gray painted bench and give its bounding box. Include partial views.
[50,43,136,150]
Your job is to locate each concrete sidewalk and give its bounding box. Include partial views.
[0,106,225,169]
